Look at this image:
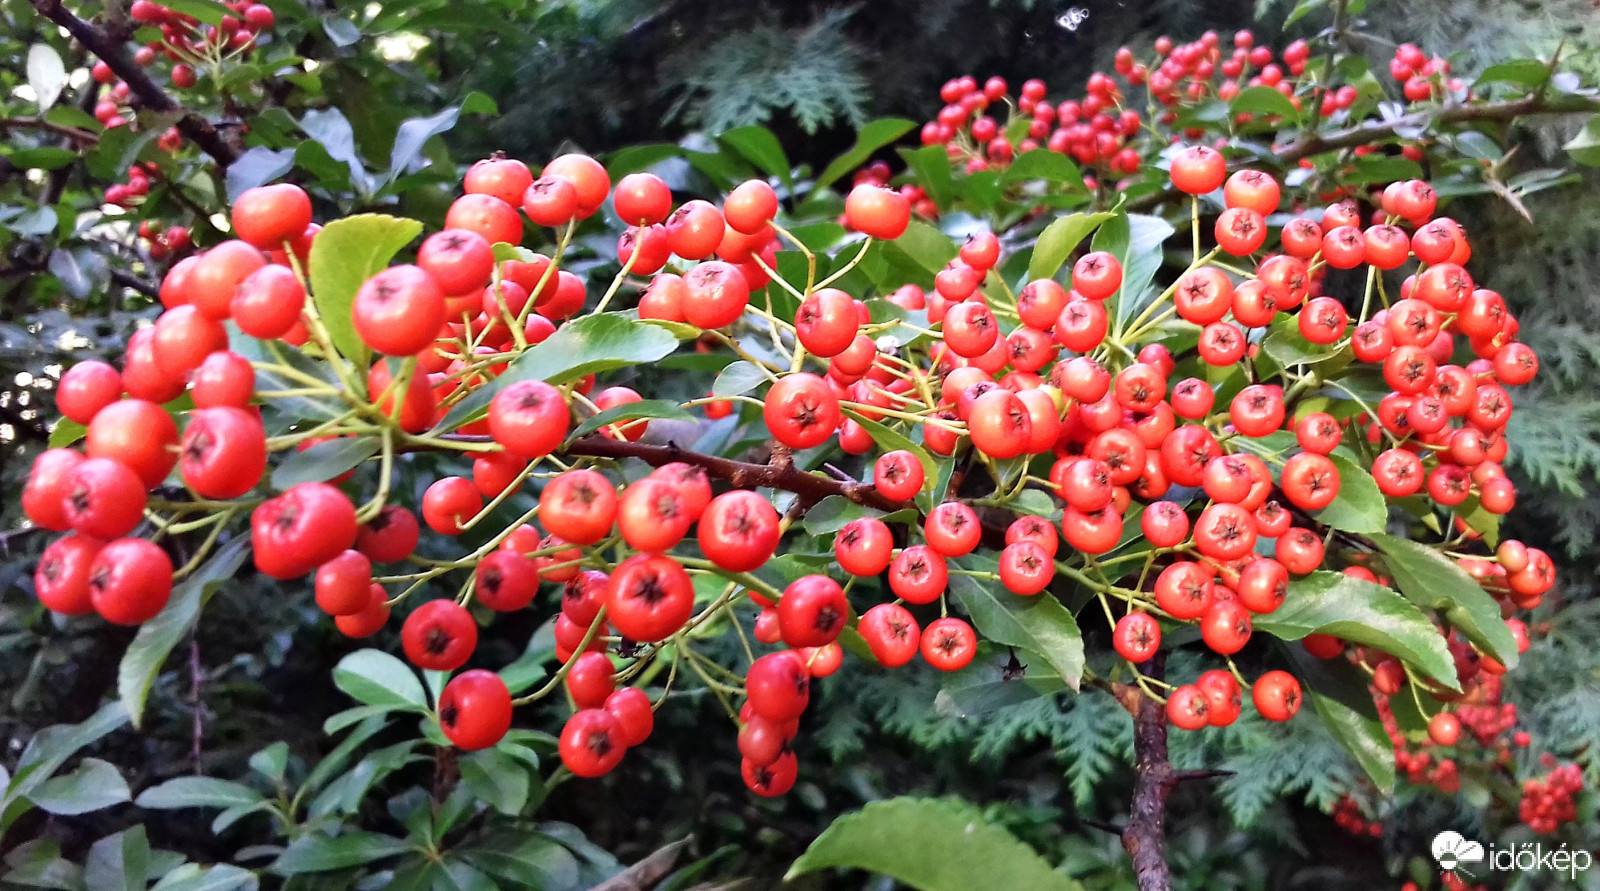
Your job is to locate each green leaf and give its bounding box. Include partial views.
[801,496,914,536]
[332,649,429,712]
[307,214,423,366]
[1280,643,1396,793]
[900,144,953,207]
[436,313,680,432]
[84,827,149,891]
[26,45,66,111]
[949,557,1083,690]
[1255,572,1459,690]
[569,400,692,440]
[1026,212,1113,282]
[1261,314,1346,367]
[1230,85,1300,120]
[118,537,250,728]
[881,219,958,275]
[271,832,411,875]
[787,797,1084,891]
[1284,0,1328,26]
[460,832,579,889]
[1001,150,1085,187]
[1563,114,1600,167]
[459,750,529,816]
[5,147,78,170]
[269,435,380,489]
[322,14,361,46]
[135,777,263,811]
[606,144,683,178]
[1311,454,1386,534]
[712,361,768,398]
[717,126,790,191]
[1098,212,1177,326]
[248,743,288,784]
[843,413,936,494]
[29,759,130,816]
[386,93,495,185]
[1369,533,1519,669]
[1475,59,1551,89]
[224,147,295,202]
[48,418,86,448]
[161,0,231,25]
[815,118,916,192]
[148,862,257,891]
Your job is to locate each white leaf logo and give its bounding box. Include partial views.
[1431,831,1485,870]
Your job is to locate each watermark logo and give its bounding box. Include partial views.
[1431,831,1593,881]
[1431,832,1485,872]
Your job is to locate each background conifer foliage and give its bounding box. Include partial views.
[2,0,1599,889]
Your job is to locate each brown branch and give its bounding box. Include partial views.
[440,433,908,511]
[0,116,98,145]
[29,0,240,167]
[1118,653,1173,891]
[1129,93,1600,213]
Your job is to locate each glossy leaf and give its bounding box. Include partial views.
[135,777,264,811]
[29,759,130,816]
[1230,85,1301,120]
[1027,212,1113,282]
[270,435,380,489]
[1369,533,1519,669]
[1001,150,1086,186]
[436,313,680,432]
[224,147,295,202]
[26,45,66,111]
[332,649,429,712]
[1475,59,1551,89]
[788,797,1084,890]
[1312,454,1386,534]
[1280,643,1396,793]
[271,831,411,875]
[843,413,936,494]
[815,118,916,191]
[1256,571,1459,690]
[949,557,1083,690]
[307,214,423,366]
[568,400,692,440]
[711,360,768,397]
[717,126,790,190]
[386,93,496,184]
[1099,212,1177,326]
[1564,114,1600,166]
[118,537,251,728]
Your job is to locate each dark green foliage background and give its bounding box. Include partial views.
[3,0,1599,887]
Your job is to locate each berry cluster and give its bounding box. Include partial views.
[137,219,192,260]
[22,74,1554,799]
[1388,43,1466,103]
[1520,760,1583,835]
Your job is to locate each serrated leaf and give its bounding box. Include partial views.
[1280,643,1395,793]
[118,538,251,728]
[27,45,66,111]
[1310,454,1386,534]
[843,413,936,495]
[569,400,691,440]
[1256,572,1459,690]
[815,118,916,192]
[787,797,1084,890]
[1369,533,1519,669]
[307,214,422,366]
[135,777,263,810]
[271,832,411,875]
[269,436,380,489]
[712,361,767,397]
[1027,212,1112,282]
[332,649,428,712]
[436,313,680,432]
[29,759,130,816]
[949,557,1083,690]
